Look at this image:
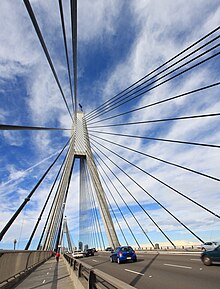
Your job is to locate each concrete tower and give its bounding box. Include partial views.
[42,111,120,250]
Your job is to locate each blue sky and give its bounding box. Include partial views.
[0,0,220,250]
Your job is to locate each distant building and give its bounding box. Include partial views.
[79,241,83,251]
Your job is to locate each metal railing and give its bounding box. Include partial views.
[64,253,136,289]
[0,250,51,287]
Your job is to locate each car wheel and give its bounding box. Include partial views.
[117,257,121,264]
[110,257,113,263]
[202,256,212,266]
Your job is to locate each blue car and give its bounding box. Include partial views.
[110,246,137,264]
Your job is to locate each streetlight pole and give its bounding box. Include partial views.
[13,239,17,250]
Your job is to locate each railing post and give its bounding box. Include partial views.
[73,260,76,271]
[77,263,82,278]
[88,269,96,289]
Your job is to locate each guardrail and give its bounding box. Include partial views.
[64,253,136,289]
[0,250,51,288]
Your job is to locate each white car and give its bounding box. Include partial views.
[201,242,220,251]
[72,250,84,258]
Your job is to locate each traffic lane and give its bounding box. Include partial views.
[82,253,220,289]
[132,254,220,289]
[96,251,219,275]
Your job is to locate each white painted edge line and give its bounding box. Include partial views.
[164,263,192,269]
[190,259,201,261]
[42,280,46,284]
[92,260,98,262]
[124,269,144,276]
[137,252,200,256]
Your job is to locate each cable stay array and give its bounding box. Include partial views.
[88,112,220,128]
[86,26,220,119]
[80,160,106,250]
[90,138,220,220]
[85,167,105,249]
[0,138,71,242]
[95,156,155,248]
[91,141,206,246]
[83,27,220,245]
[86,26,220,122]
[87,82,220,126]
[90,134,220,183]
[89,130,220,149]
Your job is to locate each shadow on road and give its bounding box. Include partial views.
[129,254,159,287]
[51,262,58,289]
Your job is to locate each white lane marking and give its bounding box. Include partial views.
[42,280,46,284]
[164,263,192,269]
[190,259,201,261]
[124,269,144,276]
[47,272,49,275]
[92,260,98,262]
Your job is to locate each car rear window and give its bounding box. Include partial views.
[121,247,133,252]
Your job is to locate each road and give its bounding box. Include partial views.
[81,251,220,289]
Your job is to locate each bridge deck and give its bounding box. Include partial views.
[14,256,75,289]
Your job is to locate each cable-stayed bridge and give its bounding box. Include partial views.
[0,1,219,288]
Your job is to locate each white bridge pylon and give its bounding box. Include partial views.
[42,111,120,250]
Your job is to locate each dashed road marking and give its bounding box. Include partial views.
[47,272,49,275]
[164,263,192,269]
[190,259,200,261]
[124,269,144,276]
[92,260,98,262]
[42,280,46,284]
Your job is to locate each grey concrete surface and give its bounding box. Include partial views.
[14,256,75,289]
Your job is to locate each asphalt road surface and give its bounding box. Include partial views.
[81,251,220,289]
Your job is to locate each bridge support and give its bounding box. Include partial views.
[41,111,119,250]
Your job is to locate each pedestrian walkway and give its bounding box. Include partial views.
[14,256,75,289]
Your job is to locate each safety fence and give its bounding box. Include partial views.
[0,250,51,288]
[64,253,136,289]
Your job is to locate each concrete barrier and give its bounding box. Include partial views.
[0,250,51,288]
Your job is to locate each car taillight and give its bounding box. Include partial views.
[133,251,136,254]
[119,252,122,257]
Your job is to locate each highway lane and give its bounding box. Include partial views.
[80,252,220,289]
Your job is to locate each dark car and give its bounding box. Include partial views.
[105,247,113,252]
[110,246,137,264]
[84,248,94,257]
[201,245,220,265]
